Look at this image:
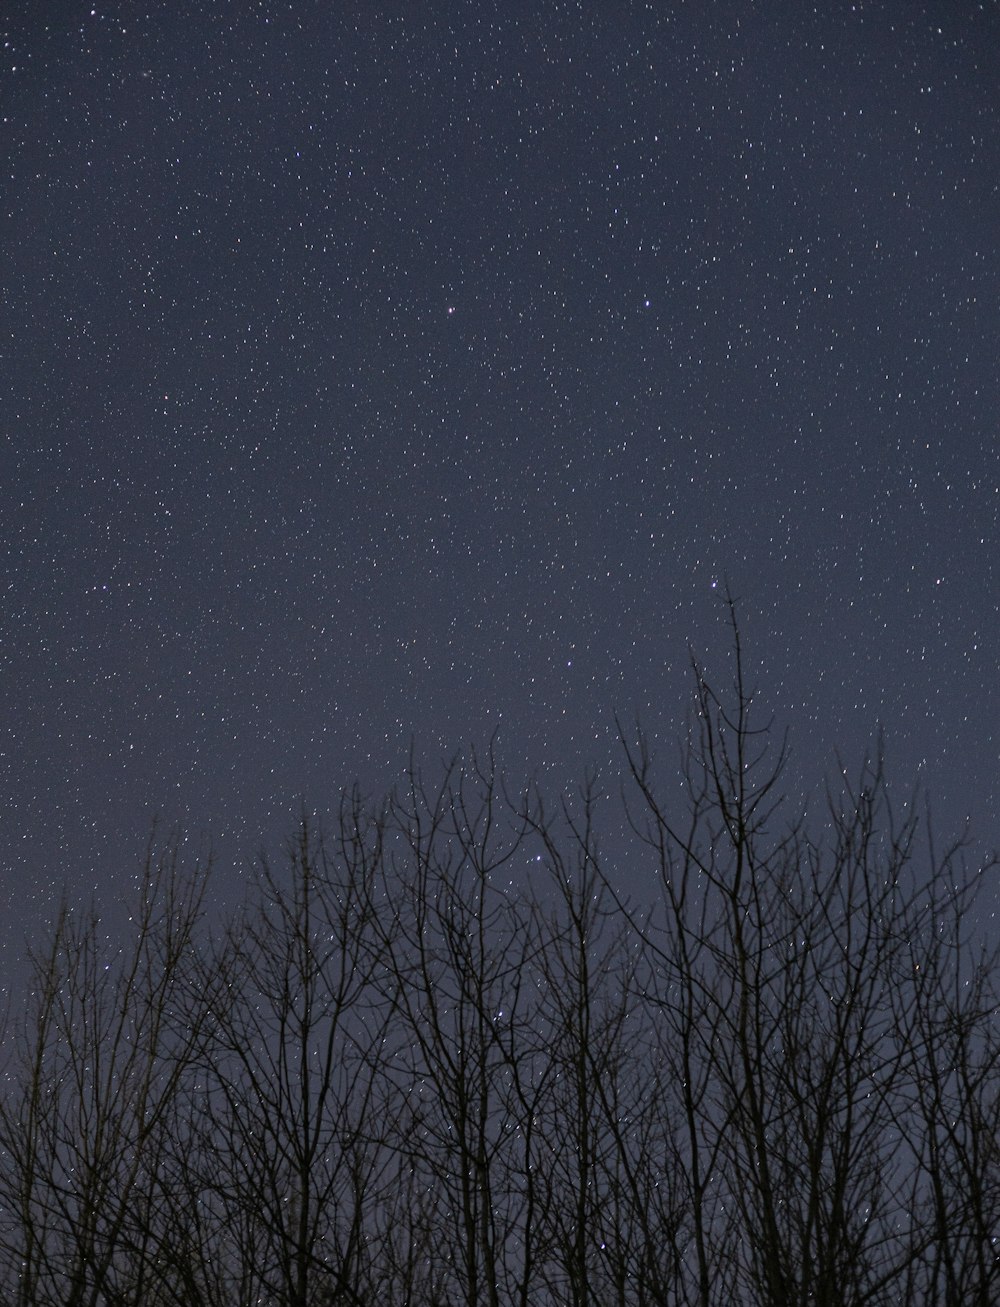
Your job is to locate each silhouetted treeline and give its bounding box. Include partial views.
[2,622,997,1307]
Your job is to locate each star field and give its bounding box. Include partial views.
[2,2,997,961]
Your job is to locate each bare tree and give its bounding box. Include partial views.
[898,850,1000,1307]
[618,601,998,1306]
[3,610,996,1307]
[370,747,538,1307]
[185,793,395,1307]
[519,775,688,1307]
[0,833,211,1307]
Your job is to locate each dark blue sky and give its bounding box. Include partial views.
[3,1,997,963]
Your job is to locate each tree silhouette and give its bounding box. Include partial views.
[1,616,995,1306]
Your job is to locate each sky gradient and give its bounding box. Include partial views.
[3,1,997,966]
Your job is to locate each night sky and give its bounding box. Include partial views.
[3,2,997,968]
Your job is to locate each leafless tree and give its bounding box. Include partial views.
[896,847,1000,1307]
[518,775,688,1307]
[368,746,540,1307]
[618,600,998,1307]
[184,791,395,1307]
[0,833,211,1307]
[2,611,996,1307]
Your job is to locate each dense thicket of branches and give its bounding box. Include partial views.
[1,624,997,1307]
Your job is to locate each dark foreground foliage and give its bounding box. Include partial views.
[2,620,997,1307]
